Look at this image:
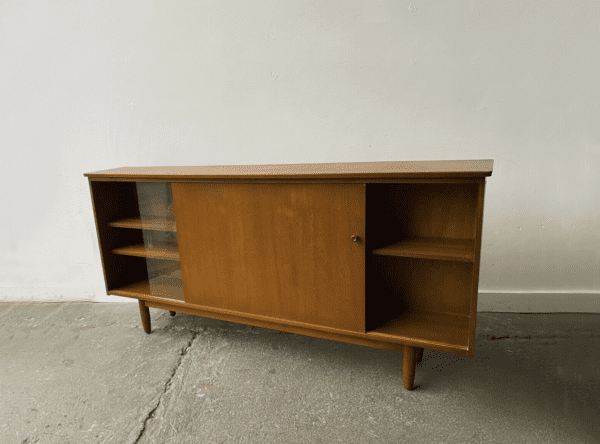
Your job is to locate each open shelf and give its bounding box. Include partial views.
[108,217,177,232]
[109,278,185,301]
[112,244,180,261]
[372,236,475,262]
[367,310,470,350]
[365,182,480,334]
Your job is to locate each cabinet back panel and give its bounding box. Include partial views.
[366,256,473,330]
[172,183,366,332]
[366,183,479,250]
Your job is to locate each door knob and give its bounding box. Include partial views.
[351,235,359,242]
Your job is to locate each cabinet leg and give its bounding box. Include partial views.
[416,347,424,365]
[403,346,418,390]
[169,311,176,317]
[138,300,151,334]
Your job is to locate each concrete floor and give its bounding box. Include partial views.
[0,302,599,444]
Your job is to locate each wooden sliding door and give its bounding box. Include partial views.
[171,182,366,332]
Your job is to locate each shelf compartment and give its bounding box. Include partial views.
[108,217,177,232]
[109,278,184,301]
[365,255,473,331]
[372,236,475,262]
[112,244,180,261]
[367,310,470,349]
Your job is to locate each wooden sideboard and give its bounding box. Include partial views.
[84,160,493,390]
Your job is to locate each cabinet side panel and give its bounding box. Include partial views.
[88,180,148,292]
[468,180,486,356]
[172,182,366,332]
[369,256,473,316]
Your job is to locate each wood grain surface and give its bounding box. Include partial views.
[172,182,366,332]
[372,236,475,262]
[84,160,493,180]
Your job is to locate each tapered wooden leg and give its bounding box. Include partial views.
[169,311,176,317]
[138,300,151,334]
[403,346,418,390]
[415,347,424,365]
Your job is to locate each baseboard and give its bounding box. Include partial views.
[0,286,135,303]
[478,291,600,313]
[0,288,599,312]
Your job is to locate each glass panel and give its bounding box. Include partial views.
[136,182,184,300]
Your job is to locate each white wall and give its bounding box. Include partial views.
[1,0,598,311]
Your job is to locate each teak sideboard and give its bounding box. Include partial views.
[85,160,493,390]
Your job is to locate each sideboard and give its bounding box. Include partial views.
[84,160,493,390]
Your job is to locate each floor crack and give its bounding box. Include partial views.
[132,330,199,444]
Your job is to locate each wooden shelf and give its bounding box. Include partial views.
[108,217,176,232]
[112,244,180,261]
[368,311,470,349]
[372,236,475,262]
[110,278,184,301]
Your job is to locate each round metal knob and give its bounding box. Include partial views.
[351,235,359,242]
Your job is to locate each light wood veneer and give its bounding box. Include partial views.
[85,160,492,390]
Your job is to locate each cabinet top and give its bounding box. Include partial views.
[84,159,493,180]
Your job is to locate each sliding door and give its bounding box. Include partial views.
[172,182,366,332]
